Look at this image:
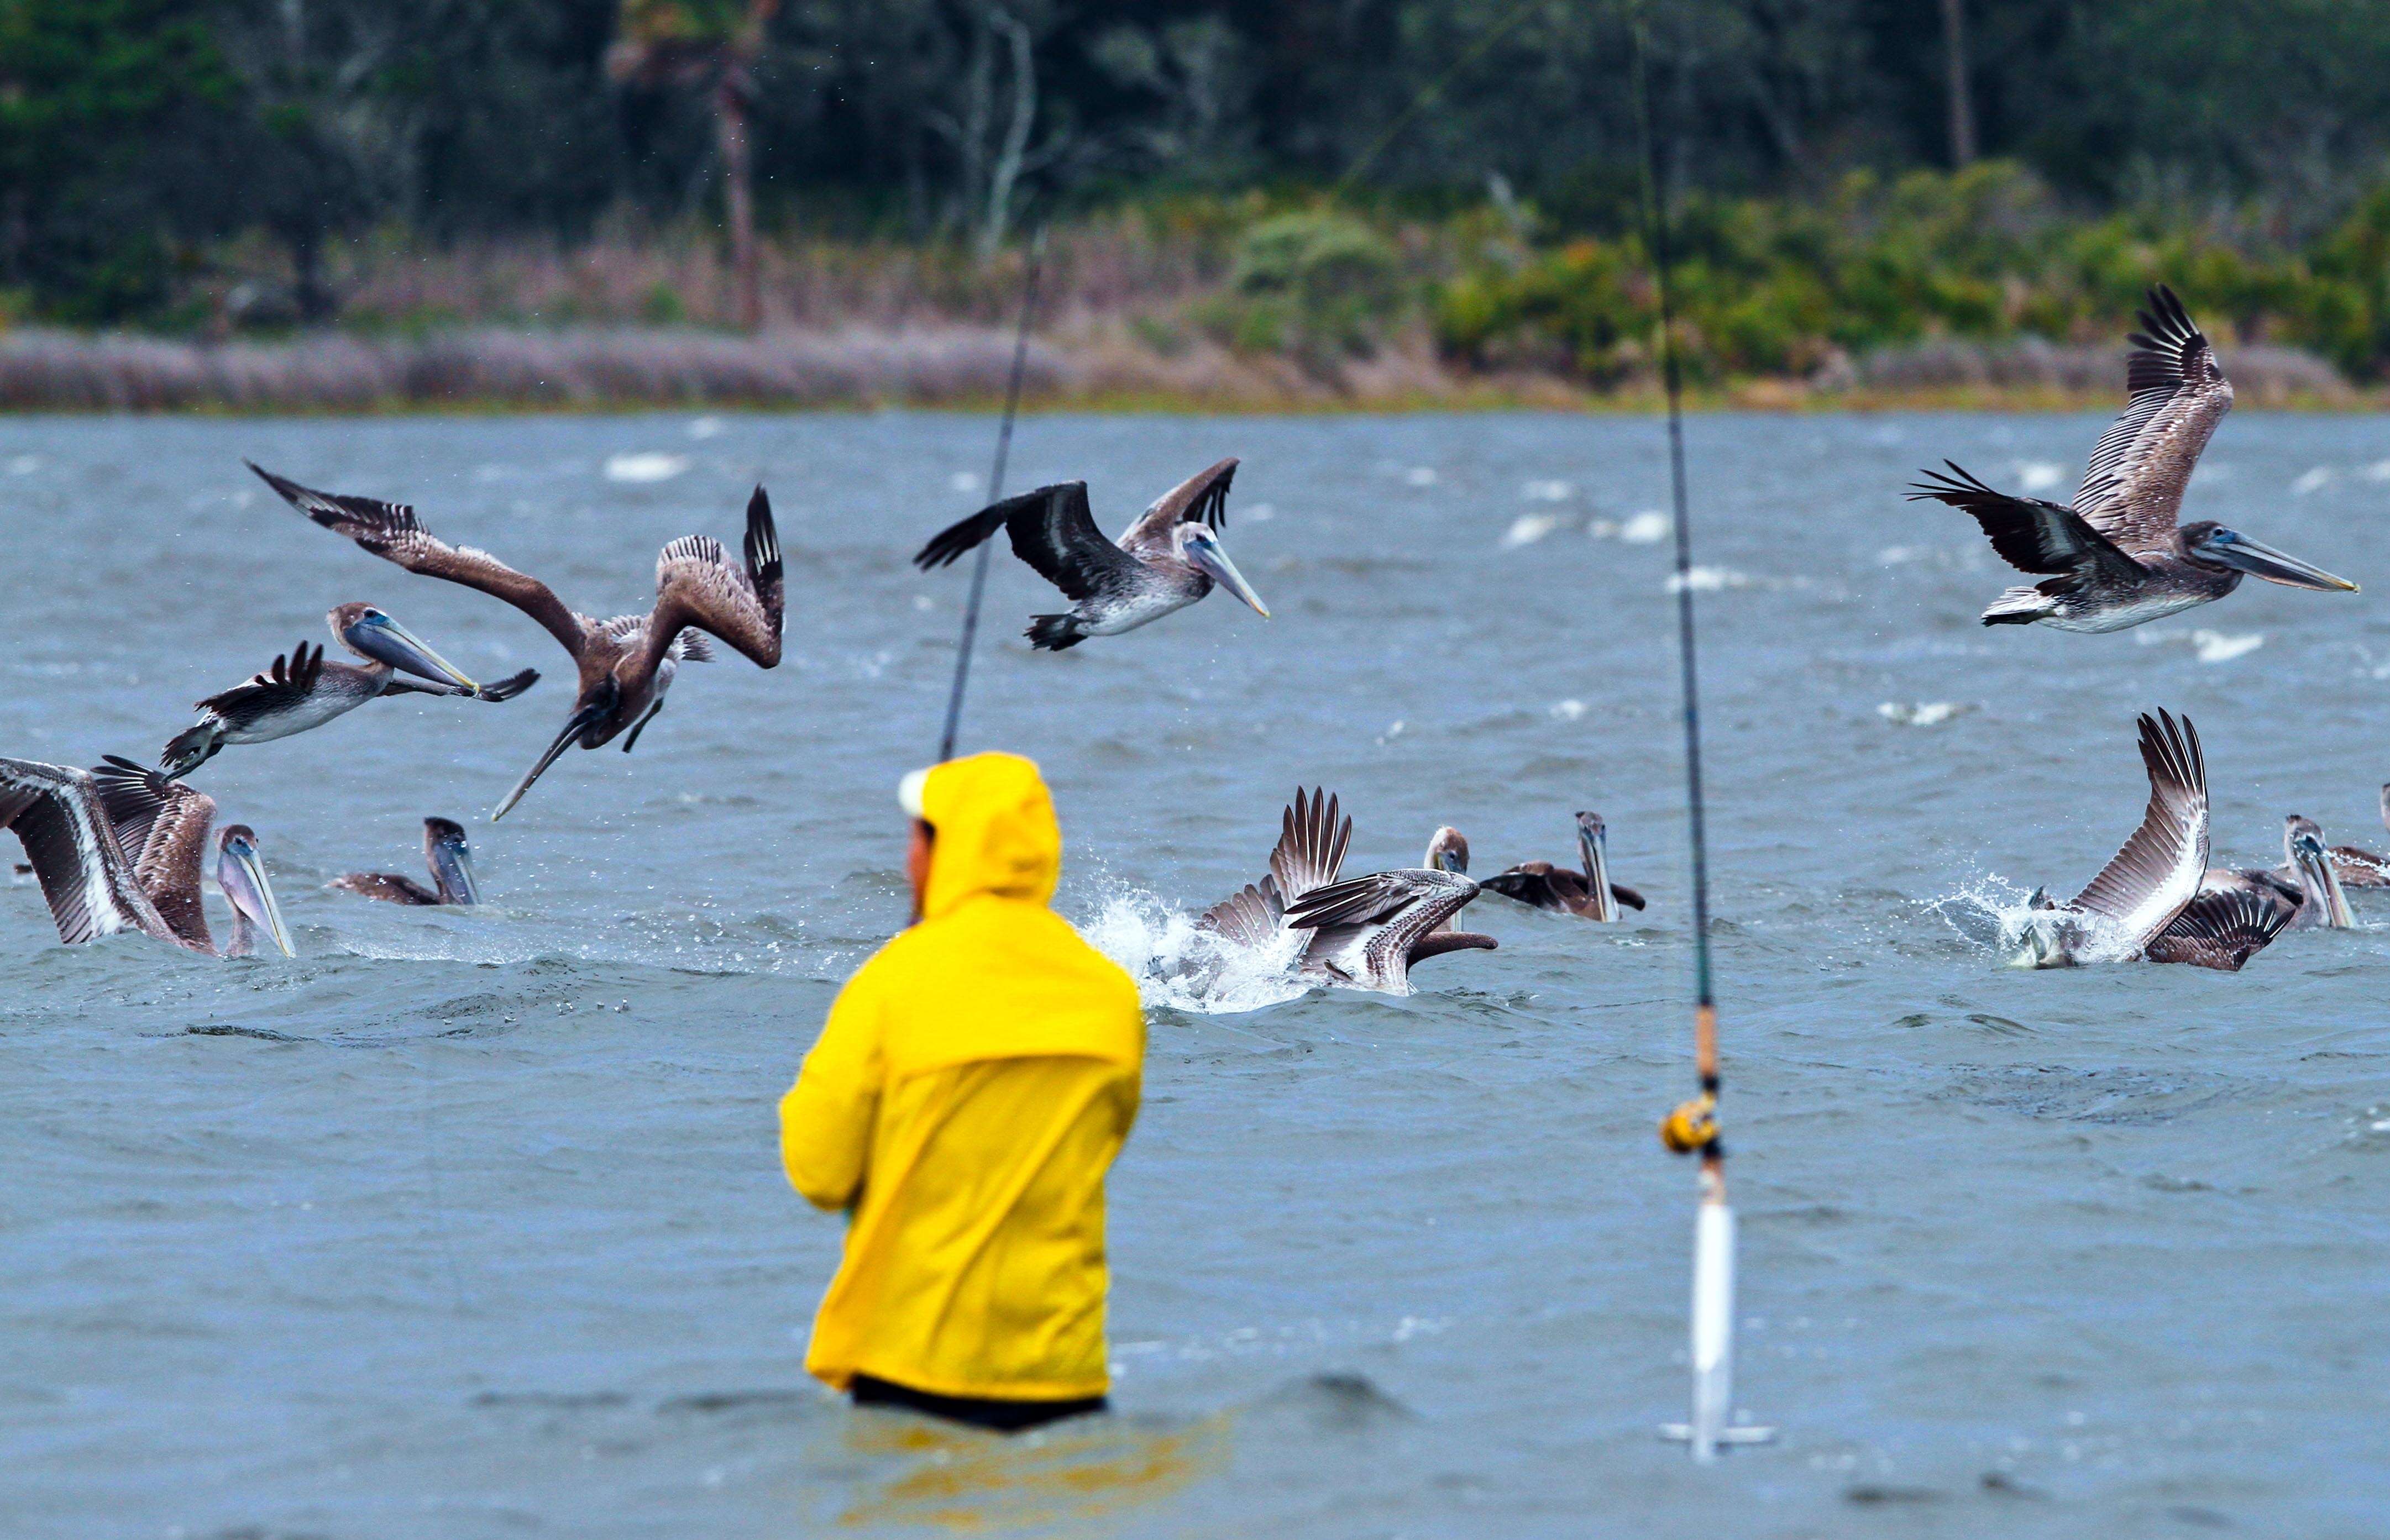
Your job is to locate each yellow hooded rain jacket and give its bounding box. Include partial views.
[779,752,1144,1401]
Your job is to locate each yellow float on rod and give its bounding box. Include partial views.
[1632,13,1774,1463]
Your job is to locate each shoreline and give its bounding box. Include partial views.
[0,324,2375,417]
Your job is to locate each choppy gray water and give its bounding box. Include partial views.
[3,411,2387,1538]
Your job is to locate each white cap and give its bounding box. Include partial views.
[898,768,932,819]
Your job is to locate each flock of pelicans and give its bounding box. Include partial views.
[0,285,2378,981]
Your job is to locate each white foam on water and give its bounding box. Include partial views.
[948,470,982,492]
[2365,459,2390,482]
[1878,701,1970,727]
[1521,479,1573,502]
[1081,890,1311,1015]
[1500,513,1564,549]
[7,455,41,475]
[2192,629,2264,663]
[1244,502,1277,522]
[686,416,726,439]
[1931,876,2141,965]
[603,452,690,483]
[1404,466,1439,487]
[1619,511,1670,544]
[2293,466,2333,495]
[2015,461,2065,493]
[1666,566,1750,593]
[1550,698,1587,721]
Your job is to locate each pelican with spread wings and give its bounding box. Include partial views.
[2012,711,2214,967]
[1197,787,1495,995]
[0,756,292,956]
[912,458,1268,650]
[161,603,537,779]
[249,464,783,819]
[1910,286,2356,632]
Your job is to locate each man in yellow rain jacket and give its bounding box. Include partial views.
[779,751,1144,1431]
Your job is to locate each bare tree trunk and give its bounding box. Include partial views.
[978,7,1036,258]
[717,74,759,330]
[1940,0,1977,167]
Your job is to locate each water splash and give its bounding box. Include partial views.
[1080,889,1311,1015]
[602,452,690,483]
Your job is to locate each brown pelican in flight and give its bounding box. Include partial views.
[248,464,783,819]
[161,603,537,778]
[912,458,1268,650]
[0,756,292,956]
[1198,788,1494,994]
[1910,286,2357,632]
[332,817,479,906]
[1480,812,1647,921]
[2012,712,2213,968]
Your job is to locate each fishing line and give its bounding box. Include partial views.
[1632,12,1772,1460]
[936,228,1047,763]
[1332,0,1552,201]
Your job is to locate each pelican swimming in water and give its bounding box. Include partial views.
[1910,286,2357,632]
[1480,812,1647,921]
[332,817,479,906]
[0,756,292,956]
[2271,816,2358,929]
[2319,787,2390,888]
[248,464,782,819]
[1198,788,1494,994]
[912,458,1268,650]
[161,603,538,777]
[2012,711,2210,968]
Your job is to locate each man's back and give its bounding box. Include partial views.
[779,754,1144,1404]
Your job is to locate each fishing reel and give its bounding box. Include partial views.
[1659,1089,1718,1155]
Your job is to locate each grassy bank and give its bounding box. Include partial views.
[9,165,2388,413]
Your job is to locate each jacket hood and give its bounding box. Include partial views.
[916,751,1061,919]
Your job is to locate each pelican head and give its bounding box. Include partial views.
[1425,827,1469,875]
[1575,811,1620,923]
[494,678,621,821]
[423,816,479,906]
[1176,525,1270,618]
[328,602,481,690]
[215,824,294,957]
[2286,815,2356,928]
[2182,523,2358,593]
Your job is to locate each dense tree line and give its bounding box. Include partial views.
[5,0,2390,325]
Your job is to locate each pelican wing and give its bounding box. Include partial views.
[1480,861,1562,906]
[1909,462,2143,584]
[2069,711,2209,948]
[249,462,591,656]
[915,482,1143,601]
[0,758,166,944]
[2073,285,2234,549]
[193,642,323,726]
[2146,884,2293,972]
[2328,844,2390,888]
[89,755,214,944]
[1282,868,1476,932]
[638,487,784,678]
[1119,457,1238,556]
[1197,786,1350,944]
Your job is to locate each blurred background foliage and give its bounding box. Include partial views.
[7,0,2390,384]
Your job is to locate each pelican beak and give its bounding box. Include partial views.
[1185,530,1270,618]
[2293,831,2356,928]
[1577,812,1619,923]
[2194,528,2360,592]
[429,832,480,906]
[218,833,295,958]
[350,611,483,690]
[492,698,610,821]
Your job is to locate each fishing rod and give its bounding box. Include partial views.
[1632,15,1772,1463]
[936,227,1047,763]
